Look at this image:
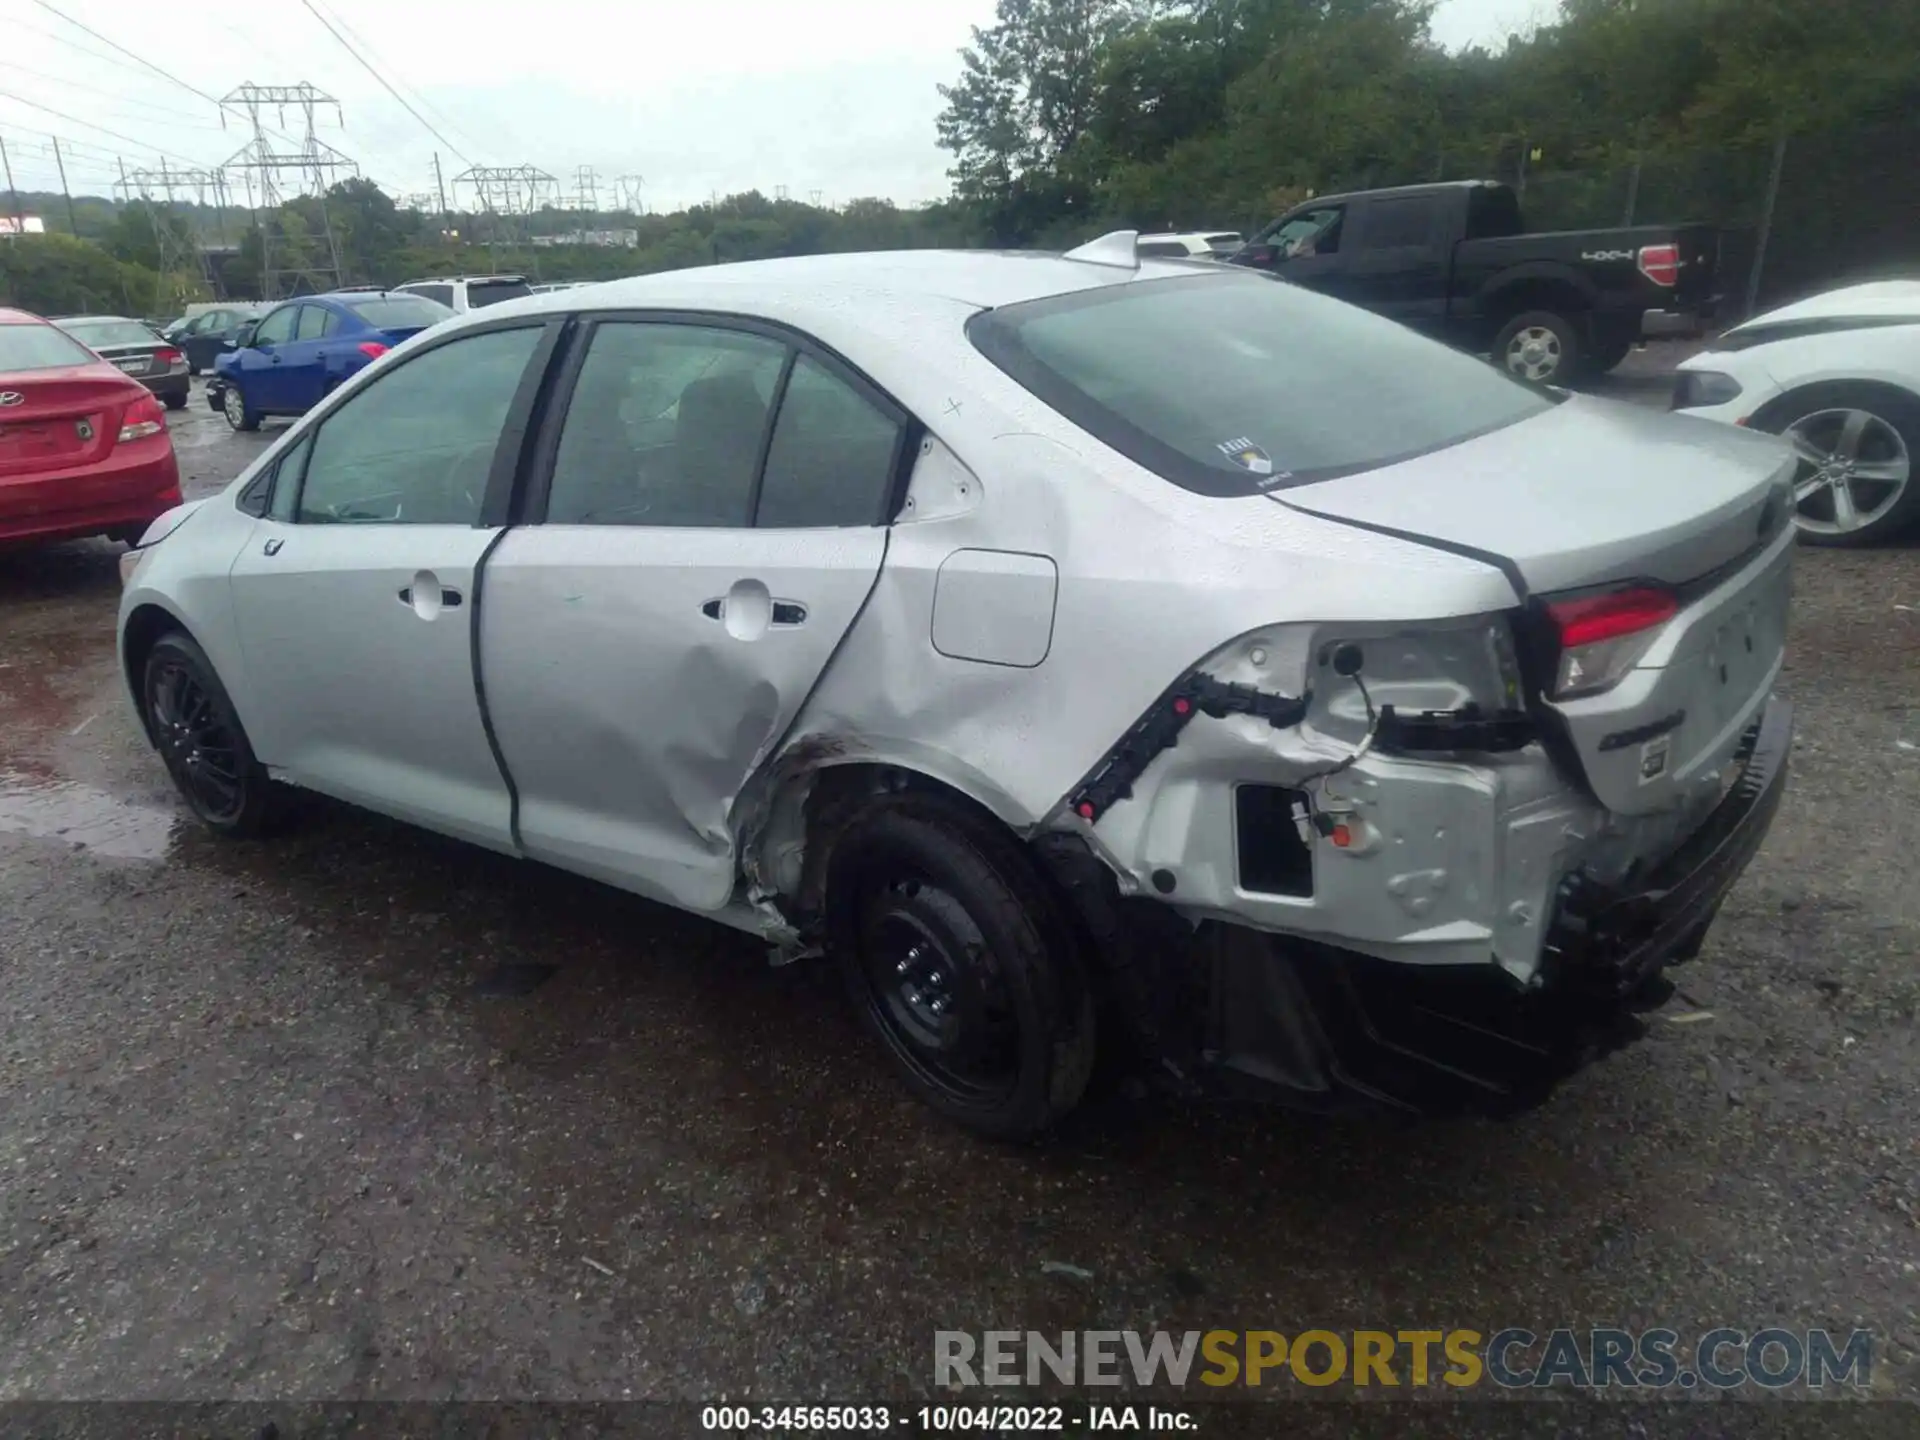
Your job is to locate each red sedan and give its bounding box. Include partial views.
[0,306,184,548]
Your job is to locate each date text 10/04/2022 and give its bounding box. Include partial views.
[699,1406,1196,1432]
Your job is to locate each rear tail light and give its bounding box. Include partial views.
[155,347,185,369]
[357,341,389,360]
[1546,586,1679,698]
[116,392,167,443]
[1638,243,1680,287]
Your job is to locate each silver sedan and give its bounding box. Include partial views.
[117,238,1797,1136]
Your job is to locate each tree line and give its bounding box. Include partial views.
[3,0,1915,318]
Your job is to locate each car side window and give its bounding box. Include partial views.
[545,322,787,527]
[418,284,454,308]
[755,354,904,528]
[254,305,299,345]
[1359,196,1436,251]
[292,325,542,526]
[1267,207,1343,259]
[295,305,332,342]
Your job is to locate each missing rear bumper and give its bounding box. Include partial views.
[1058,697,1791,1117]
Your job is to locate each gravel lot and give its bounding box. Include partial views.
[1,358,1915,1425]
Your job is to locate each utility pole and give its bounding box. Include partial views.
[51,137,78,236]
[0,134,22,232]
[432,151,449,237]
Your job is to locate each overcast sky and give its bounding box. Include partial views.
[0,0,1550,213]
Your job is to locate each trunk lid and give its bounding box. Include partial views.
[0,367,142,478]
[1275,396,1798,816]
[1273,396,1793,592]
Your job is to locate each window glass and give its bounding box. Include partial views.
[467,279,532,308]
[1262,207,1343,258]
[546,322,787,527]
[268,434,311,522]
[969,272,1552,497]
[294,326,540,525]
[59,319,160,348]
[254,306,299,345]
[0,323,93,369]
[295,306,333,342]
[422,285,455,308]
[344,295,451,330]
[755,355,902,528]
[1361,196,1436,250]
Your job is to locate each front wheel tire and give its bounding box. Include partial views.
[143,632,280,837]
[222,381,261,432]
[826,793,1096,1139]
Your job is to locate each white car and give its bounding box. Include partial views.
[116,236,1795,1136]
[390,274,535,314]
[1673,280,1920,545]
[1135,231,1243,260]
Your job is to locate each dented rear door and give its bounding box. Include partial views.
[478,316,905,913]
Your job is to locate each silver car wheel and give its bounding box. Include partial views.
[222,385,245,427]
[1504,326,1562,382]
[1784,407,1911,537]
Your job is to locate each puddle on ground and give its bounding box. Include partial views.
[0,769,180,860]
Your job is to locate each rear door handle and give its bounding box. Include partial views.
[398,584,463,608]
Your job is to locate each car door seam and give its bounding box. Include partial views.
[468,523,525,853]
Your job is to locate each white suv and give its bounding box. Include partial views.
[390,274,535,314]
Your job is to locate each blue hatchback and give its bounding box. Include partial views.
[210,290,455,432]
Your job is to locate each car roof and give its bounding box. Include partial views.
[1737,279,1920,329]
[53,314,139,324]
[507,249,1197,315]
[399,274,527,285]
[0,307,50,325]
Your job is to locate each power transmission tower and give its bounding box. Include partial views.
[451,164,558,263]
[616,173,645,215]
[119,162,224,301]
[220,82,358,298]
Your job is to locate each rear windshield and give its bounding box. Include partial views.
[0,322,95,371]
[343,295,455,329]
[968,273,1554,495]
[58,319,159,349]
[468,280,533,308]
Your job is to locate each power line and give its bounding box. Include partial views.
[0,90,220,168]
[297,0,471,165]
[30,0,225,107]
[309,0,496,158]
[0,63,229,129]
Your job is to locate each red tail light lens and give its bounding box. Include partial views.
[155,347,185,367]
[357,341,389,360]
[1637,243,1680,287]
[116,392,167,443]
[1546,586,1679,698]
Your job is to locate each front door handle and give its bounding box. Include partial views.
[398,581,463,613]
[771,601,807,626]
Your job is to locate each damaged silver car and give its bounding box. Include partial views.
[117,237,1796,1136]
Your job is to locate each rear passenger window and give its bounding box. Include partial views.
[546,322,787,527]
[295,306,333,342]
[1360,196,1436,250]
[755,356,903,528]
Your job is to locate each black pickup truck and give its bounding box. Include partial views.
[1227,179,1720,385]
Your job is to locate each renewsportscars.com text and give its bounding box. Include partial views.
[934,1327,1873,1391]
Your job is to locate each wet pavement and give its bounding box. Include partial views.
[1,374,1917,1418]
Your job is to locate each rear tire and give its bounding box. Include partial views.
[162,390,188,411]
[1493,310,1585,386]
[1758,383,1920,547]
[142,632,281,838]
[825,792,1097,1139]
[1587,335,1635,375]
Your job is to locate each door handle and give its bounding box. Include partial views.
[398,584,463,608]
[701,598,724,620]
[771,601,807,626]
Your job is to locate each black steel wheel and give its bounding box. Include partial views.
[142,632,279,836]
[827,792,1096,1139]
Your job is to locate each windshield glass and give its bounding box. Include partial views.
[468,280,533,308]
[56,319,159,349]
[344,295,455,330]
[0,322,96,371]
[968,273,1554,495]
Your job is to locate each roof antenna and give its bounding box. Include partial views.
[1062,230,1141,271]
